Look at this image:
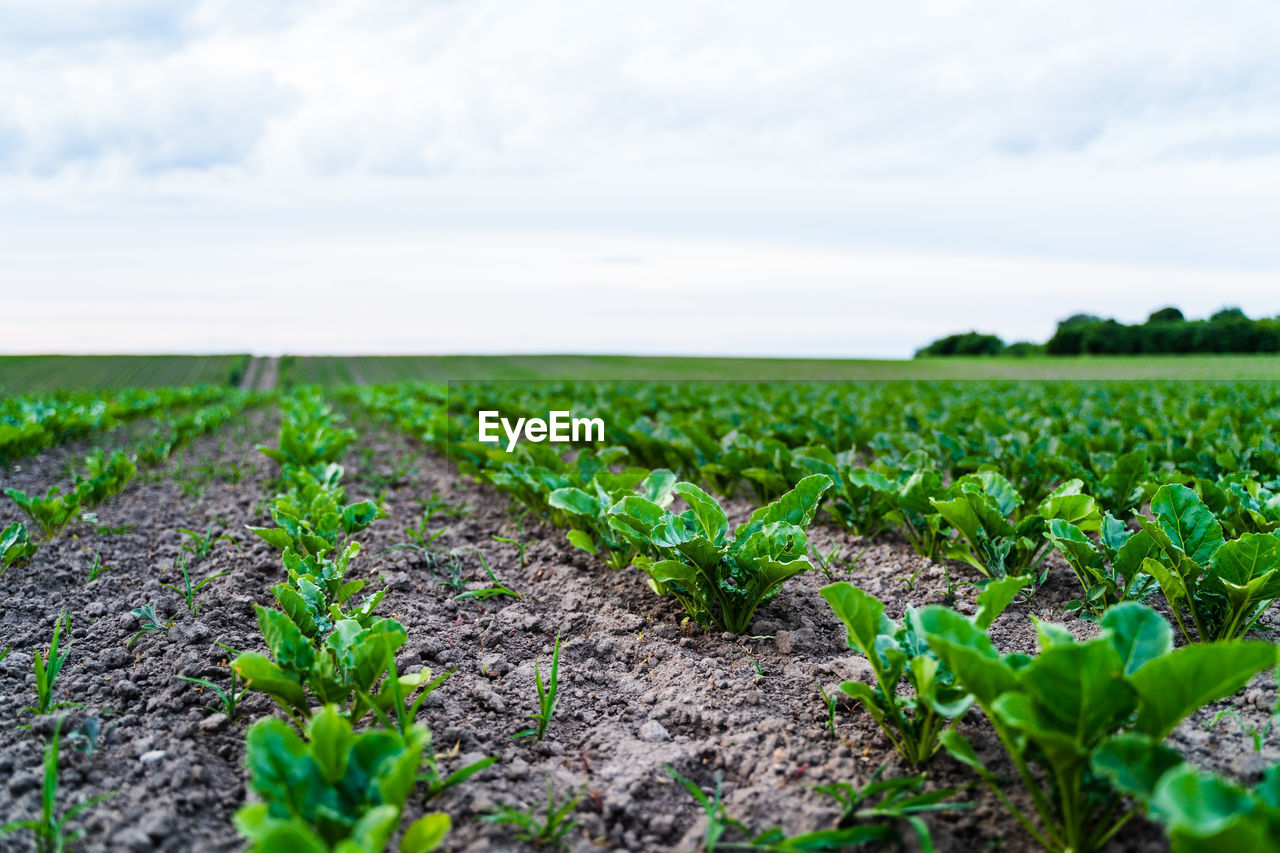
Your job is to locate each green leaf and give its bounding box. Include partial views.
[308,705,351,785]
[565,529,598,555]
[1092,733,1185,801]
[915,606,1016,708]
[1150,484,1225,565]
[974,575,1031,630]
[1130,640,1277,738]
[548,487,600,518]
[819,582,894,655]
[1100,603,1172,675]
[401,813,451,852]
[674,482,729,543]
[742,474,832,531]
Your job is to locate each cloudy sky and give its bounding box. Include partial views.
[3,1,1280,357]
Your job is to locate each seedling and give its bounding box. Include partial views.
[749,657,766,677]
[126,603,175,647]
[86,551,115,584]
[94,523,133,536]
[482,778,582,849]
[25,609,77,716]
[1,722,114,852]
[5,487,82,541]
[454,552,522,601]
[437,556,472,593]
[663,766,745,852]
[64,714,116,759]
[809,543,843,581]
[161,557,230,616]
[177,672,249,723]
[813,763,969,849]
[816,679,837,737]
[177,524,239,564]
[1,521,39,573]
[513,636,561,741]
[1203,705,1274,752]
[488,532,529,563]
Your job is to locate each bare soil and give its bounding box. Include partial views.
[1,416,1276,853]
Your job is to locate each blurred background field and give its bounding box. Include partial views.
[3,352,1279,392]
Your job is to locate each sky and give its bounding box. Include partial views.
[3,1,1280,358]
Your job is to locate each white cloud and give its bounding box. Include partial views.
[2,1,1279,356]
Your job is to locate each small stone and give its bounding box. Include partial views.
[99,648,129,669]
[139,750,166,767]
[639,720,669,742]
[8,770,39,795]
[116,680,141,700]
[199,713,229,732]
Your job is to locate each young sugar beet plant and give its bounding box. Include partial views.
[1135,483,1280,642]
[607,474,832,633]
[1047,513,1160,618]
[549,467,676,570]
[1,521,39,574]
[1093,735,1280,851]
[929,473,1102,585]
[4,487,82,542]
[235,704,450,853]
[819,575,1029,765]
[916,600,1276,852]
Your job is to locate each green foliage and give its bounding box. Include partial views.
[25,609,76,716]
[5,487,82,541]
[178,523,239,563]
[161,557,230,616]
[813,763,970,852]
[177,671,249,722]
[1094,736,1280,852]
[233,604,409,721]
[915,331,1006,357]
[610,474,832,633]
[1138,484,1280,641]
[453,551,521,601]
[1046,513,1158,617]
[126,603,175,647]
[71,449,136,508]
[1,722,113,853]
[234,705,449,853]
[482,778,582,849]
[1,521,39,573]
[931,474,1101,582]
[550,467,676,570]
[513,636,561,741]
[85,550,115,583]
[820,577,1027,765]
[248,463,386,557]
[918,601,1276,852]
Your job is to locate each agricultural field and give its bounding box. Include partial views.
[1,370,1279,853]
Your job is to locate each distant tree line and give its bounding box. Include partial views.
[915,307,1280,357]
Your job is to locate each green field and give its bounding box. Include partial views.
[3,352,1279,393]
[0,355,250,393]
[275,353,1280,384]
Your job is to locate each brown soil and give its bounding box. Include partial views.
[1,416,1276,853]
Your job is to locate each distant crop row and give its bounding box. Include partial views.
[345,379,1280,851]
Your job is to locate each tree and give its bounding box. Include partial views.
[1146,306,1185,323]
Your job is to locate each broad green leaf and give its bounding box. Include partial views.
[1091,733,1185,801]
[548,487,599,518]
[308,705,351,785]
[1100,603,1172,675]
[974,575,1031,629]
[1150,484,1225,565]
[1130,640,1276,738]
[1209,532,1280,590]
[743,474,832,531]
[916,606,1016,707]
[565,529,598,555]
[673,482,729,543]
[819,582,894,655]
[401,813,451,852]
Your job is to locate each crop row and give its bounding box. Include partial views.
[343,379,1280,851]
